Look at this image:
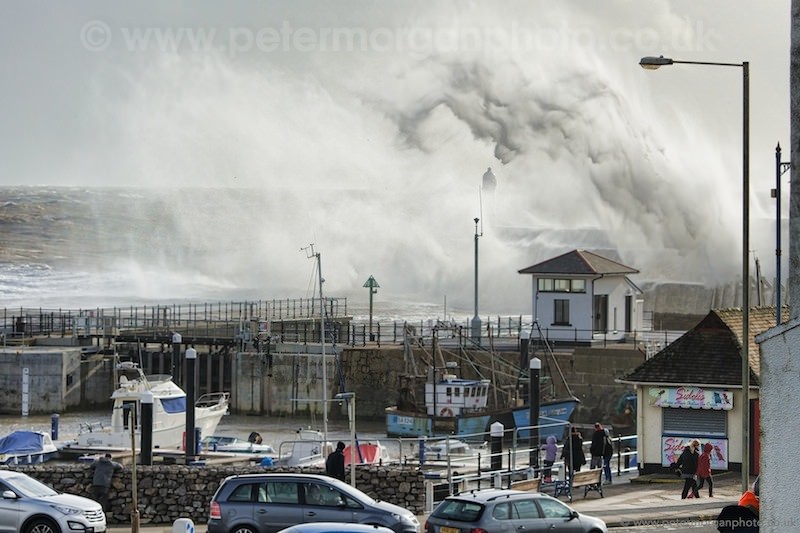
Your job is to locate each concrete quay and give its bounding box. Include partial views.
[108,471,748,532]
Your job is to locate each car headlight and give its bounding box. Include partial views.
[51,504,82,515]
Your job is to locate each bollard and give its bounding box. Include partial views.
[490,421,504,486]
[172,518,195,533]
[50,414,59,441]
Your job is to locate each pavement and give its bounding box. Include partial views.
[106,470,749,532]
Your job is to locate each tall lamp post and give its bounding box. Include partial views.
[363,276,380,341]
[471,217,482,344]
[639,55,750,492]
[774,143,791,325]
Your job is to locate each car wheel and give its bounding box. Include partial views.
[26,519,60,533]
[230,526,257,533]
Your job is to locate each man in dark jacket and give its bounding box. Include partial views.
[589,423,606,469]
[675,440,700,499]
[91,453,123,512]
[325,441,346,481]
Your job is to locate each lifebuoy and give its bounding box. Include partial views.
[439,407,454,417]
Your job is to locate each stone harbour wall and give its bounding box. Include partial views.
[11,463,426,525]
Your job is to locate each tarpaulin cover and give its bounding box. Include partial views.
[0,431,44,454]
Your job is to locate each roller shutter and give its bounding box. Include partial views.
[662,407,727,437]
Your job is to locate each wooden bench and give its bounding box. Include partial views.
[552,468,603,503]
[510,477,542,492]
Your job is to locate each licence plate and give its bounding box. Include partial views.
[441,527,460,533]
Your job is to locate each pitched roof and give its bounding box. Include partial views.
[619,306,787,388]
[518,249,638,276]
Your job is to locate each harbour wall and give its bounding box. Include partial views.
[9,463,425,525]
[0,344,645,427]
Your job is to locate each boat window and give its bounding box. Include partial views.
[161,397,187,414]
[454,388,461,397]
[446,387,452,397]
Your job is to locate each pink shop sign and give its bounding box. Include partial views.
[649,386,733,410]
[661,436,729,470]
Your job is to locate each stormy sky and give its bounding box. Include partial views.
[0,1,791,313]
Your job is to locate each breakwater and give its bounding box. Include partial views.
[10,463,425,525]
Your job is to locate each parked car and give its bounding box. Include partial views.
[0,469,107,533]
[424,488,607,533]
[207,473,420,533]
[278,523,396,533]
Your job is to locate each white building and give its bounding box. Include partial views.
[518,249,644,343]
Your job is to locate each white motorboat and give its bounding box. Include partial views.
[0,430,58,465]
[425,438,476,456]
[72,360,230,450]
[201,433,277,456]
[275,428,332,467]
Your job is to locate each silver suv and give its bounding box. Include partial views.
[0,469,107,533]
[208,473,419,533]
[424,488,607,533]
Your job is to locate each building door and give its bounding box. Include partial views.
[593,295,608,333]
[625,295,632,333]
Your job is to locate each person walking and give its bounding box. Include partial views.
[542,435,557,483]
[675,439,700,499]
[325,441,346,481]
[90,453,122,513]
[561,427,586,478]
[589,423,605,469]
[602,428,614,484]
[696,442,714,497]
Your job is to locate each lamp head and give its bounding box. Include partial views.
[639,55,674,70]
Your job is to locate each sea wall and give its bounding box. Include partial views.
[11,463,425,525]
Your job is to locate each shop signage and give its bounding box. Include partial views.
[661,436,729,470]
[648,386,733,410]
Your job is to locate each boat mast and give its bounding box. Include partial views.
[304,244,328,445]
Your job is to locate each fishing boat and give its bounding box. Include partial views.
[385,323,579,439]
[70,359,230,450]
[0,430,58,465]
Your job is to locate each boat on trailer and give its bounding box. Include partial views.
[69,359,230,450]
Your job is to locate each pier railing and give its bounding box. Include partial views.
[0,299,682,354]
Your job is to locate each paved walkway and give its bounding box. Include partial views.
[107,471,750,532]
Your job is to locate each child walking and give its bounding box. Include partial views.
[696,442,713,497]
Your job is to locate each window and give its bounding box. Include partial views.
[265,481,299,504]
[512,499,541,519]
[537,497,571,519]
[538,278,586,293]
[553,300,570,325]
[229,483,257,502]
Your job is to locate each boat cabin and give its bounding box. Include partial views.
[425,375,490,417]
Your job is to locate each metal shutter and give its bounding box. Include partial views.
[662,407,727,436]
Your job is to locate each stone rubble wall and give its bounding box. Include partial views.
[11,463,425,525]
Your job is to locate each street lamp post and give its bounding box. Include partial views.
[471,217,482,344]
[774,143,791,325]
[639,55,750,492]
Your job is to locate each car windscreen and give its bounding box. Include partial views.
[7,475,59,498]
[430,499,485,522]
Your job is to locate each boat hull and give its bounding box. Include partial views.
[386,399,578,439]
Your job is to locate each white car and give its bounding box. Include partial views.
[0,469,107,533]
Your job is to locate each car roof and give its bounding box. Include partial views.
[0,470,26,480]
[278,523,395,533]
[445,489,536,503]
[224,473,333,482]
